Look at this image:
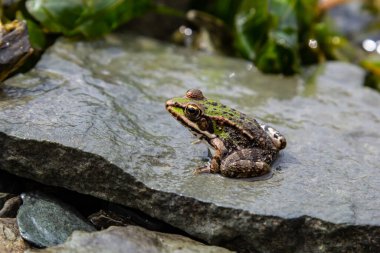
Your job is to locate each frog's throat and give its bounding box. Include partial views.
[166,104,217,140]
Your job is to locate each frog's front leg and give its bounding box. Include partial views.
[194,138,226,174]
[220,149,274,178]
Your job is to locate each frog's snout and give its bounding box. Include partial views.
[165,99,174,109]
[165,100,177,114]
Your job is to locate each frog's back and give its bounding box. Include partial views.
[201,100,276,150]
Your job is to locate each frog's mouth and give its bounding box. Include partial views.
[166,100,217,141]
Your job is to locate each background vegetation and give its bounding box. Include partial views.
[1,0,380,88]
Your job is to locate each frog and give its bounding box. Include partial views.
[165,89,286,178]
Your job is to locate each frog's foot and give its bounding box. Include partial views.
[193,156,220,175]
[193,166,211,175]
[191,139,202,145]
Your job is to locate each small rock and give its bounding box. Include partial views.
[0,218,30,253]
[0,20,33,82]
[88,210,131,229]
[17,192,96,247]
[0,195,22,218]
[26,225,234,253]
[108,203,173,232]
[0,192,15,209]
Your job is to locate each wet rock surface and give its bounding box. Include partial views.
[0,218,30,253]
[17,192,96,247]
[26,225,233,253]
[0,34,379,252]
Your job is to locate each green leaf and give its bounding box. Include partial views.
[25,0,152,38]
[234,0,299,74]
[15,10,46,50]
[234,1,269,60]
[190,0,242,26]
[26,18,46,50]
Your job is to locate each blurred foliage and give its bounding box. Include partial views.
[192,0,348,75]
[356,0,380,91]
[25,0,152,37]
[1,0,153,47]
[0,0,379,79]
[0,0,154,83]
[363,0,380,14]
[236,0,300,74]
[362,56,380,90]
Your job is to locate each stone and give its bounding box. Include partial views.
[106,203,176,232]
[0,20,33,82]
[0,218,30,253]
[0,192,14,210]
[0,34,379,252]
[17,192,96,247]
[0,195,22,218]
[26,225,234,253]
[88,210,131,229]
[88,204,181,232]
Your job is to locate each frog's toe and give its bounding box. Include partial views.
[255,161,270,173]
[193,166,211,174]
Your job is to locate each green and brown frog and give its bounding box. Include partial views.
[165,89,286,178]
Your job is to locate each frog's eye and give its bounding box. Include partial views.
[185,103,202,121]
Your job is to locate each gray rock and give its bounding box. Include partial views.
[0,34,379,252]
[17,192,96,247]
[26,225,234,253]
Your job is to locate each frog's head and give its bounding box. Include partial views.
[165,89,218,142]
[166,89,267,148]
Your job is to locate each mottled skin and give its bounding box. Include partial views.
[165,89,286,178]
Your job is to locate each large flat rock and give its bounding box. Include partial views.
[0,34,379,252]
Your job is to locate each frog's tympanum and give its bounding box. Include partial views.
[165,89,286,178]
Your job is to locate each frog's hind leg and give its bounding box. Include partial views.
[220,149,273,178]
[260,124,286,150]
